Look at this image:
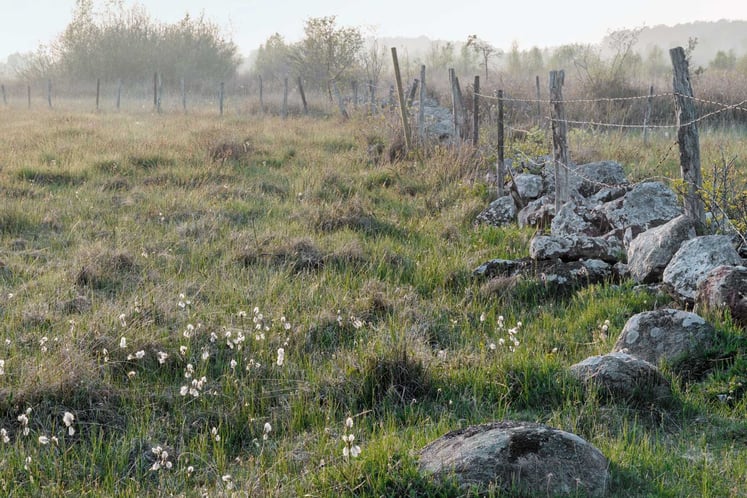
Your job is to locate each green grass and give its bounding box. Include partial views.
[0,105,745,497]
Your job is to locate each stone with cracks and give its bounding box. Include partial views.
[419,421,609,496]
[697,265,747,328]
[512,173,544,201]
[662,235,742,302]
[570,351,671,405]
[572,160,628,198]
[627,215,696,284]
[551,200,606,237]
[530,234,624,263]
[475,195,517,227]
[612,309,717,367]
[518,196,555,229]
[600,181,682,232]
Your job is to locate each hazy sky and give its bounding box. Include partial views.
[1,0,746,61]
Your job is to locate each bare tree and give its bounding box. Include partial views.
[466,35,500,81]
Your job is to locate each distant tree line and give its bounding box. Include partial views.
[20,0,239,87]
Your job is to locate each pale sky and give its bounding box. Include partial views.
[1,0,746,62]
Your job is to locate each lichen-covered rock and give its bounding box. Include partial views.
[627,215,696,284]
[518,196,554,229]
[551,201,605,237]
[697,265,747,328]
[475,195,517,227]
[419,421,609,496]
[600,181,682,232]
[529,234,624,263]
[662,235,742,302]
[570,352,671,404]
[512,173,544,201]
[612,309,717,367]
[572,160,628,198]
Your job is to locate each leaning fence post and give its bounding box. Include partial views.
[116,79,122,111]
[497,89,505,196]
[472,75,480,146]
[298,77,308,115]
[549,70,569,214]
[418,65,426,143]
[47,79,52,108]
[153,72,158,110]
[27,84,31,109]
[643,84,654,145]
[670,46,705,232]
[96,78,101,111]
[391,47,412,151]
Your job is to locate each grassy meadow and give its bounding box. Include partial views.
[0,105,745,497]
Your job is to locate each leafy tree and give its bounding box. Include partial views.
[710,49,736,70]
[466,35,500,81]
[254,33,293,86]
[291,16,364,99]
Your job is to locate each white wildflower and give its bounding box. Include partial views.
[276,348,285,366]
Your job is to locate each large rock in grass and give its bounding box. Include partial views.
[518,196,555,229]
[600,181,682,232]
[512,173,544,201]
[572,160,628,198]
[530,234,624,263]
[612,309,717,367]
[475,196,517,227]
[696,265,747,328]
[662,235,742,302]
[419,421,608,496]
[570,352,671,405]
[551,201,605,237]
[627,215,696,284]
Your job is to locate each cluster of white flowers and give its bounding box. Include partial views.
[597,319,611,342]
[276,348,285,367]
[63,411,75,436]
[342,417,361,460]
[263,422,272,441]
[0,428,9,443]
[0,359,4,375]
[177,293,191,310]
[127,350,145,361]
[17,408,31,436]
[180,375,207,397]
[489,316,521,352]
[211,427,220,442]
[150,445,173,471]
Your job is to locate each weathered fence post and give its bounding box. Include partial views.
[181,77,186,113]
[27,84,31,109]
[116,79,122,111]
[449,69,466,141]
[1,84,7,106]
[549,70,570,214]
[643,84,654,145]
[670,46,705,231]
[418,65,426,143]
[219,81,224,116]
[472,75,480,146]
[368,79,376,114]
[258,75,264,114]
[406,78,419,108]
[47,79,52,108]
[352,80,358,110]
[535,75,542,126]
[497,89,505,196]
[96,78,100,111]
[391,47,412,151]
[157,74,162,113]
[282,77,288,118]
[153,72,158,110]
[298,77,308,115]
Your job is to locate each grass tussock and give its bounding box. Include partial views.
[0,108,744,496]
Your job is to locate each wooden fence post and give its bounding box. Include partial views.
[472,75,480,146]
[391,47,412,151]
[670,46,705,231]
[497,89,505,196]
[449,69,466,140]
[47,79,52,108]
[27,84,31,109]
[282,77,288,118]
[549,70,570,213]
[96,78,100,111]
[153,72,158,110]
[406,78,419,108]
[116,79,122,111]
[157,74,162,113]
[419,65,426,143]
[352,80,358,110]
[535,75,542,126]
[219,81,224,116]
[643,84,654,145]
[181,78,186,113]
[369,79,376,114]
[1,84,6,105]
[258,75,264,114]
[298,77,308,115]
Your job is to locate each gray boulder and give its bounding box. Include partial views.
[696,265,747,328]
[475,196,517,227]
[530,234,624,263]
[518,196,555,229]
[662,235,742,302]
[570,351,671,404]
[600,181,682,232]
[572,160,628,198]
[512,173,544,201]
[551,201,605,237]
[627,215,696,284]
[612,309,717,367]
[419,421,609,496]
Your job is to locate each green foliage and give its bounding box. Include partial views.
[25,0,239,84]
